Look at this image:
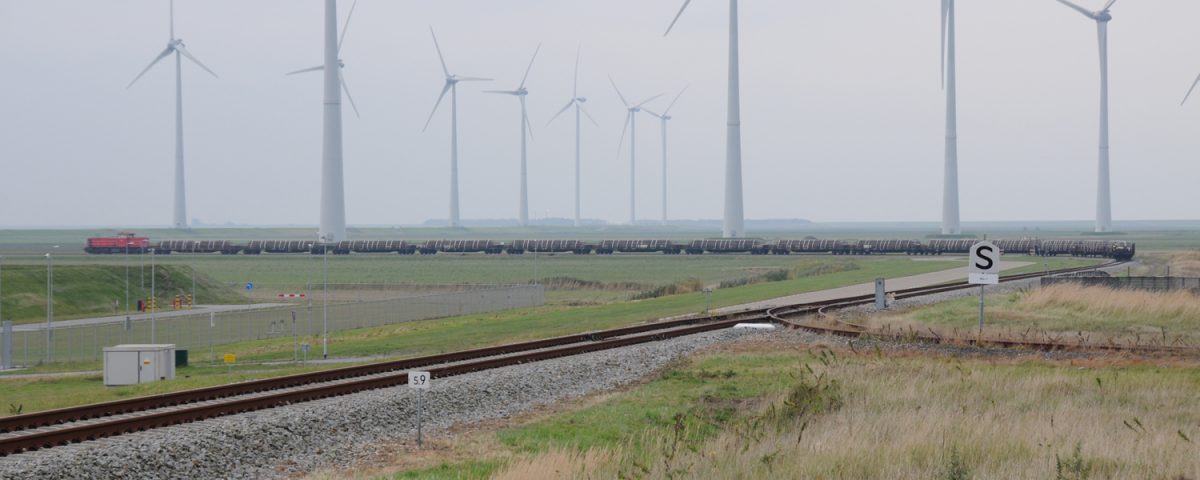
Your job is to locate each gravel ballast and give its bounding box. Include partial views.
[0,328,765,480]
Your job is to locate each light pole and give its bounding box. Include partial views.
[125,242,130,314]
[150,248,157,343]
[45,251,53,362]
[306,243,314,339]
[321,236,329,359]
[191,246,196,308]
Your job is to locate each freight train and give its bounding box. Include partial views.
[84,235,1136,260]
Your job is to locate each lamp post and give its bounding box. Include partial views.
[321,236,329,359]
[125,242,130,314]
[45,251,53,362]
[191,244,196,308]
[150,248,157,343]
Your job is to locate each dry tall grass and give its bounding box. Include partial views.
[1021,284,1200,319]
[871,283,1200,345]
[491,353,1200,479]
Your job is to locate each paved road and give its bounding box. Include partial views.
[12,303,292,332]
[717,260,1033,313]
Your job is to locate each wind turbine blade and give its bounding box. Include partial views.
[286,65,324,76]
[175,44,218,79]
[340,71,360,119]
[664,0,693,36]
[1103,0,1117,11]
[609,76,630,107]
[547,99,575,125]
[616,111,631,159]
[518,43,542,90]
[456,76,493,82]
[941,0,948,89]
[662,85,689,116]
[169,0,175,40]
[642,109,664,119]
[126,46,174,88]
[423,82,452,132]
[634,93,664,109]
[1055,0,1095,18]
[338,0,358,53]
[1183,72,1200,106]
[573,45,581,98]
[429,27,450,78]
[580,104,601,128]
[483,90,520,95]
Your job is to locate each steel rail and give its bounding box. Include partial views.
[0,317,746,456]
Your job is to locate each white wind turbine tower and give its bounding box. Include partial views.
[485,44,543,228]
[940,0,961,235]
[643,86,689,225]
[1057,0,1117,233]
[612,77,663,226]
[287,0,362,243]
[665,0,744,238]
[127,0,218,230]
[423,29,491,228]
[548,48,601,227]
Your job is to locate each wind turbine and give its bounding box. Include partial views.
[423,28,491,228]
[1057,0,1117,233]
[612,77,663,226]
[643,86,689,225]
[127,0,218,230]
[485,44,542,228]
[287,0,360,242]
[665,0,744,238]
[1182,70,1200,106]
[548,47,601,228]
[940,0,961,235]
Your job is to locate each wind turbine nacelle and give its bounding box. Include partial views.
[1095,12,1112,21]
[576,97,588,103]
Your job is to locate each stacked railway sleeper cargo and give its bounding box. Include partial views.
[506,240,589,254]
[685,239,769,254]
[772,238,846,254]
[152,240,240,255]
[80,235,1135,260]
[421,240,503,254]
[595,239,679,254]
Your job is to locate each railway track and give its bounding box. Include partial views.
[0,311,763,456]
[766,261,1198,355]
[2,259,1187,457]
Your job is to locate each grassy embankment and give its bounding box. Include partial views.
[0,264,243,324]
[869,283,1200,346]
[362,346,1200,480]
[0,257,958,415]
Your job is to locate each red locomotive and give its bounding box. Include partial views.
[84,233,150,254]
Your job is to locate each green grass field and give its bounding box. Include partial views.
[0,264,243,324]
[368,347,1200,480]
[0,257,961,415]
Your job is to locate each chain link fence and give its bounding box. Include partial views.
[1041,276,1200,292]
[1,284,543,367]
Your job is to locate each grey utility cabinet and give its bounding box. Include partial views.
[103,344,176,386]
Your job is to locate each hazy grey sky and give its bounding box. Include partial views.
[1,0,1198,227]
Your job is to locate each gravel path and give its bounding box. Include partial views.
[0,328,767,480]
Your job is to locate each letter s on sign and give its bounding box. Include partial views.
[975,246,995,270]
